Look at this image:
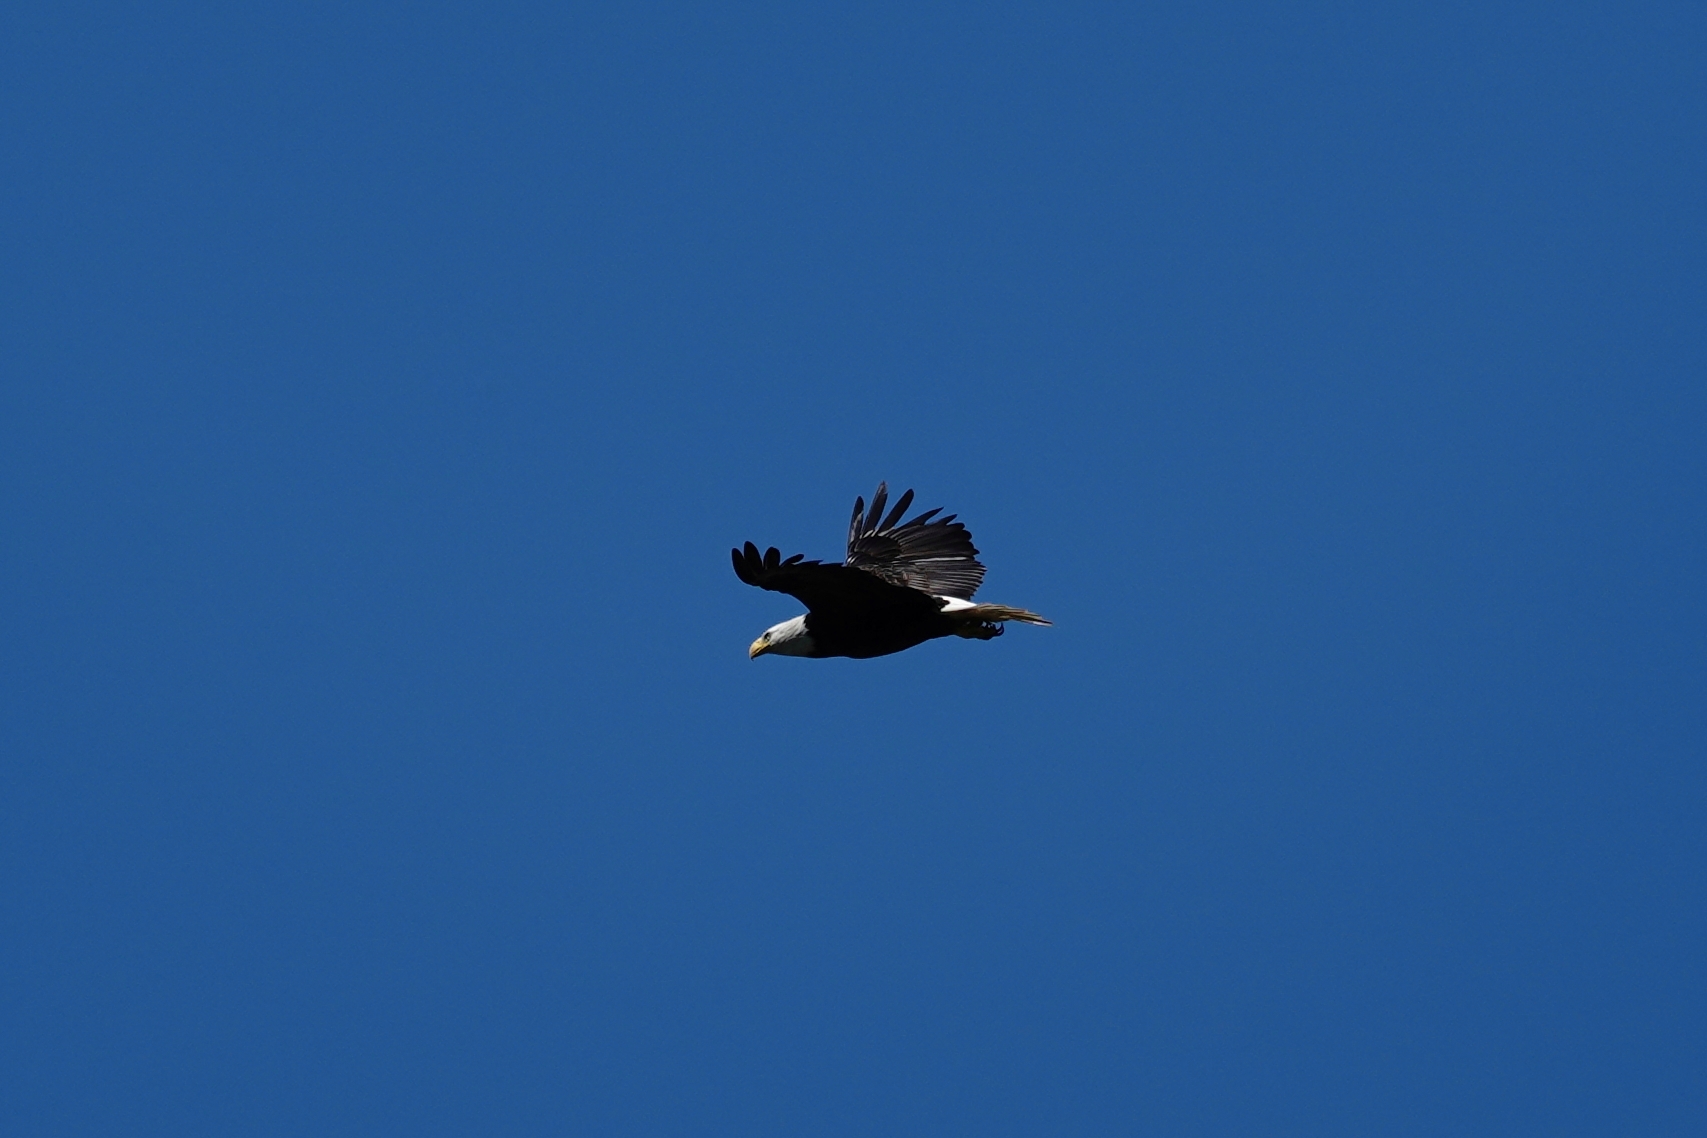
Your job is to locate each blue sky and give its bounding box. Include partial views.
[3,3,1703,1134]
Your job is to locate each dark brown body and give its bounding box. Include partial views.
[801,598,995,659]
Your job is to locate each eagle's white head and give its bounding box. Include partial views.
[749,615,815,659]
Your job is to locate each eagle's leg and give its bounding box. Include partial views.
[952,622,1004,640]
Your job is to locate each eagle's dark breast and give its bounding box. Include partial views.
[802,593,955,659]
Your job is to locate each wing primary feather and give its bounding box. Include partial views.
[763,546,781,571]
[864,482,888,533]
[880,488,914,532]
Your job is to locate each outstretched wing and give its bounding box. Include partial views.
[731,541,926,612]
[844,482,986,600]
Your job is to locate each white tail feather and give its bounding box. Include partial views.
[942,601,1052,627]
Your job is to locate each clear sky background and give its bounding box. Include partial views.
[3,3,1703,1135]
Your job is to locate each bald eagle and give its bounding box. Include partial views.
[734,483,1050,659]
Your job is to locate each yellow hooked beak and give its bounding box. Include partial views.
[749,635,769,659]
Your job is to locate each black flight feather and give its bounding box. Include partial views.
[733,483,986,606]
[880,488,914,533]
[842,481,986,599]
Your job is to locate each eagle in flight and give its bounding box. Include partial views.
[733,482,1050,659]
